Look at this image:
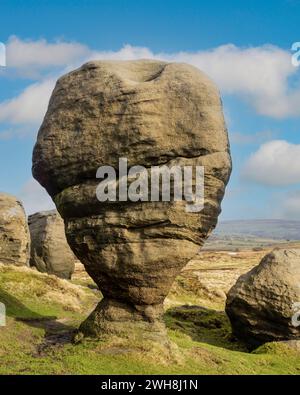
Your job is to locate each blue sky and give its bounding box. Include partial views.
[1,0,300,219]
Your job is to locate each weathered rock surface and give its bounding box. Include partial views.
[28,210,76,279]
[0,193,30,266]
[32,60,231,340]
[226,249,300,348]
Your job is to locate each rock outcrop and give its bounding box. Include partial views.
[28,210,76,279]
[32,60,231,341]
[226,249,300,348]
[0,193,30,266]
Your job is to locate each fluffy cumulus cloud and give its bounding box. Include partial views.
[1,37,300,139]
[0,78,55,125]
[6,36,89,75]
[242,140,300,186]
[18,178,55,215]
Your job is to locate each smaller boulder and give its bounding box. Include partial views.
[28,210,76,279]
[0,193,30,266]
[226,249,300,348]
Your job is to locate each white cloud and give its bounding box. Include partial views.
[90,44,154,62]
[18,178,55,216]
[6,36,89,75]
[1,38,300,139]
[242,140,300,186]
[0,78,55,127]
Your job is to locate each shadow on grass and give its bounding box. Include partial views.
[164,305,247,351]
[0,288,73,336]
[0,287,246,352]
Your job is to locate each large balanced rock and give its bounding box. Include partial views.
[226,249,300,348]
[32,60,231,341]
[0,193,30,266]
[28,210,76,279]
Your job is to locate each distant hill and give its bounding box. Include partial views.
[213,219,300,240]
[204,219,300,250]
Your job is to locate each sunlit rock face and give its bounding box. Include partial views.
[226,249,300,349]
[32,60,231,341]
[28,210,76,279]
[0,193,30,267]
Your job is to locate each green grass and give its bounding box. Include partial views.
[0,264,300,375]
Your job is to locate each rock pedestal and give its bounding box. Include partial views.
[28,210,76,279]
[32,60,231,341]
[0,193,30,266]
[226,249,300,348]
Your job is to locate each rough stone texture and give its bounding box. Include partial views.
[32,60,231,340]
[226,249,300,348]
[0,193,30,266]
[28,210,76,279]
